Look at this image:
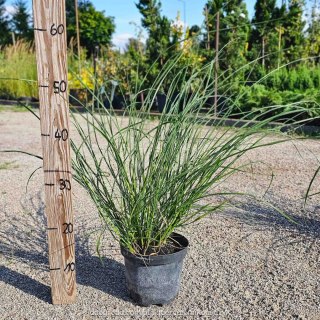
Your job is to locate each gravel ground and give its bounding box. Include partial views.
[0,110,320,320]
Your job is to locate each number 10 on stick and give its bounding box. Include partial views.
[33,0,76,304]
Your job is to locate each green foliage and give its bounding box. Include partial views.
[0,0,318,120]
[203,0,250,73]
[219,64,320,118]
[136,0,179,84]
[124,38,147,91]
[11,0,33,41]
[264,65,320,91]
[66,0,76,34]
[236,84,320,120]
[0,0,11,46]
[71,55,303,255]
[67,0,115,55]
[222,1,250,72]
[0,161,19,170]
[0,41,37,99]
[283,0,306,64]
[305,0,320,63]
[250,0,284,70]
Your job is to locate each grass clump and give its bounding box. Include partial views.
[0,41,37,99]
[0,161,18,170]
[71,54,308,256]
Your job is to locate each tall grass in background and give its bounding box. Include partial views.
[0,40,38,99]
[0,40,93,100]
[0,38,319,122]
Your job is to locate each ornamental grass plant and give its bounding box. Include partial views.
[0,40,38,99]
[70,53,317,256]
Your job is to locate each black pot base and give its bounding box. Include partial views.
[121,233,189,306]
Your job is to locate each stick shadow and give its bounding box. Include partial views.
[0,191,130,304]
[0,266,51,303]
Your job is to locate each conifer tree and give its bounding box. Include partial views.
[202,0,250,73]
[220,0,250,73]
[136,0,174,67]
[283,0,305,64]
[306,0,320,64]
[0,0,11,45]
[11,0,32,41]
[250,0,279,69]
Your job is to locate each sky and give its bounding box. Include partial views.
[7,0,278,50]
[95,0,257,49]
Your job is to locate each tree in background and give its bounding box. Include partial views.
[124,37,146,93]
[66,0,76,46]
[125,22,146,74]
[202,0,223,57]
[126,38,145,58]
[0,0,11,46]
[67,0,115,55]
[136,0,177,68]
[170,11,184,51]
[220,0,250,74]
[202,0,250,73]
[250,0,281,70]
[188,25,201,39]
[272,3,286,68]
[283,0,306,64]
[11,0,33,41]
[66,0,76,29]
[306,0,320,64]
[170,13,205,90]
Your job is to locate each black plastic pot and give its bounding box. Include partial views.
[69,88,91,106]
[157,92,193,113]
[102,95,126,109]
[113,95,126,109]
[121,233,189,306]
[155,93,167,113]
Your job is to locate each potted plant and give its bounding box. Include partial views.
[71,58,304,306]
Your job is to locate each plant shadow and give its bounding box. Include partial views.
[75,233,129,302]
[221,198,320,240]
[0,191,130,304]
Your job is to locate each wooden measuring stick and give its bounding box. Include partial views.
[33,0,76,304]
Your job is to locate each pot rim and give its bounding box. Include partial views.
[120,232,189,266]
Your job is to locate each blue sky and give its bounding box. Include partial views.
[8,1,273,49]
[82,0,258,49]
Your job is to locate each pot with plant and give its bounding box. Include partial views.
[71,57,303,306]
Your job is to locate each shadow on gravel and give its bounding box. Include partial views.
[0,266,51,303]
[76,251,129,302]
[222,200,320,239]
[0,191,130,303]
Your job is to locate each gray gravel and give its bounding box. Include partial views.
[0,111,320,320]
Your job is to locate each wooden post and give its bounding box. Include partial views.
[205,5,210,50]
[262,35,265,69]
[11,32,16,46]
[277,26,284,69]
[75,0,81,73]
[214,10,220,117]
[33,0,76,304]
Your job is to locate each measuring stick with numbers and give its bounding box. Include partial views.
[33,0,76,304]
